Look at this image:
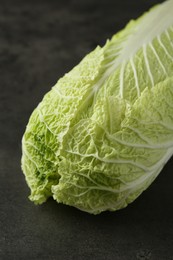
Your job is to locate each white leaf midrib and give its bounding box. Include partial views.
[96,0,173,98]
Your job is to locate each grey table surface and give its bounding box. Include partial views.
[1,0,173,259]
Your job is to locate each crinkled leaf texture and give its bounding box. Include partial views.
[22,0,173,214]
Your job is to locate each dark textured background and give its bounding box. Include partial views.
[1,0,173,259]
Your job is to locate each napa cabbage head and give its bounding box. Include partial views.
[21,0,173,214]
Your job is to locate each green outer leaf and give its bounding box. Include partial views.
[55,77,173,214]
